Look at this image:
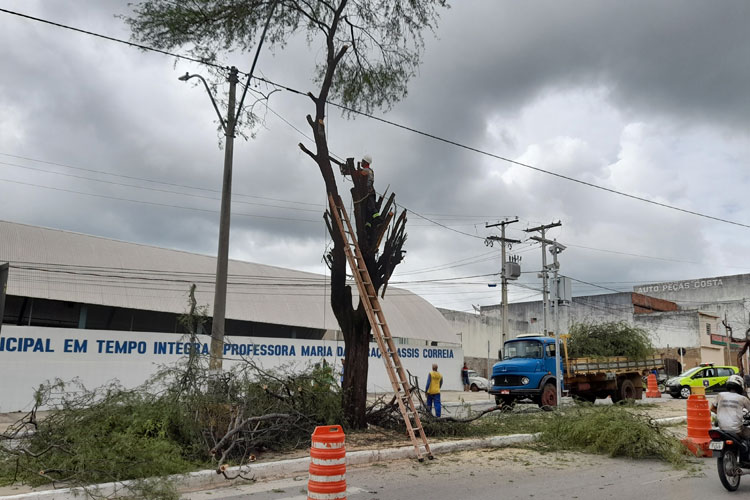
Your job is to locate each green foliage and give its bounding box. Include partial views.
[421,410,555,438]
[537,405,688,466]
[0,381,200,487]
[0,289,343,494]
[125,0,450,114]
[0,362,343,491]
[567,321,654,359]
[421,404,686,467]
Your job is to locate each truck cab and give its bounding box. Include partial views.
[489,335,562,408]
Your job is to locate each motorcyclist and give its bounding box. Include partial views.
[711,374,750,440]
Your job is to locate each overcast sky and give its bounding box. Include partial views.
[2,0,750,315]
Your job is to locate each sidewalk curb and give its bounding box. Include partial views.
[0,417,685,499]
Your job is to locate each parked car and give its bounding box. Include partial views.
[665,363,739,399]
[467,370,488,392]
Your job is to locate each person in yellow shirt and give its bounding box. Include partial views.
[424,363,443,417]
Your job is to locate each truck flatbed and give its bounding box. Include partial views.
[567,355,663,377]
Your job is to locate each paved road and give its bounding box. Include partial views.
[181,447,743,500]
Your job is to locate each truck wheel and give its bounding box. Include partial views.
[539,383,557,410]
[618,379,637,402]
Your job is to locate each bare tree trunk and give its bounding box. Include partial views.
[341,313,370,428]
[297,0,406,429]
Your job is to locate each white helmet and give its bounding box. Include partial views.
[727,374,745,393]
[362,154,372,165]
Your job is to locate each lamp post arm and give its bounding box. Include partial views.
[193,74,228,133]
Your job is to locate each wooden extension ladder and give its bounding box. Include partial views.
[327,194,433,461]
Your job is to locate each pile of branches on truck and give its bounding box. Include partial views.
[567,321,654,360]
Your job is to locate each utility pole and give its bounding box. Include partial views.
[210,66,239,372]
[485,218,520,345]
[524,222,561,335]
[176,68,239,371]
[530,235,566,408]
[178,4,277,373]
[177,66,241,372]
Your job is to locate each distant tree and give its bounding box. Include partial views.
[126,0,449,428]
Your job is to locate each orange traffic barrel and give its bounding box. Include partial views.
[681,386,712,457]
[645,373,661,398]
[308,425,346,500]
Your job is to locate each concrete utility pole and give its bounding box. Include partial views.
[524,222,561,335]
[530,235,566,407]
[210,67,239,372]
[526,221,562,407]
[177,3,277,373]
[485,218,520,345]
[179,66,241,372]
[178,66,239,372]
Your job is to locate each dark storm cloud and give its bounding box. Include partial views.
[3,0,750,313]
[412,0,750,130]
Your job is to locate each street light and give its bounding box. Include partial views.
[177,2,276,372]
[179,66,239,372]
[178,72,227,131]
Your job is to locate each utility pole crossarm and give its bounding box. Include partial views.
[485,236,522,244]
[523,221,561,234]
[484,217,521,346]
[485,216,519,230]
[524,221,564,409]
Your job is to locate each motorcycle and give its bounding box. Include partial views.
[709,409,750,491]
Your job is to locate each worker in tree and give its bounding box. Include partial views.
[359,154,380,227]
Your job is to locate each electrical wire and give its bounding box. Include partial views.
[0,7,227,70]
[0,153,323,208]
[4,6,744,233]
[0,178,321,223]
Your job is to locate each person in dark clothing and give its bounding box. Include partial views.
[359,155,380,226]
[461,362,470,391]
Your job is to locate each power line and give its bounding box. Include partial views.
[0,7,226,70]
[0,178,320,223]
[314,96,750,229]
[7,260,501,287]
[0,152,323,208]
[393,249,499,276]
[563,275,624,295]
[5,8,744,233]
[0,160,325,213]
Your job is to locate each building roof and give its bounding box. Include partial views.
[0,220,456,343]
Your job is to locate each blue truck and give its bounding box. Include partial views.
[489,334,663,408]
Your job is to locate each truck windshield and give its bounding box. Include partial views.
[504,340,543,360]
